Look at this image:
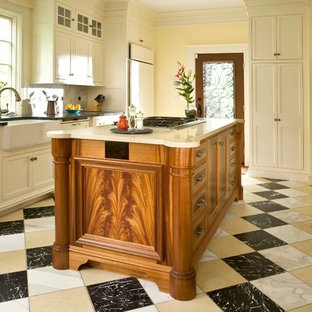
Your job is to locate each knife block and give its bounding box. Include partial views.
[84,100,101,112]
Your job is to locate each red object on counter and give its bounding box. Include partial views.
[116,115,129,130]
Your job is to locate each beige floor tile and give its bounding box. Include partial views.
[294,196,312,205]
[29,287,94,312]
[80,266,128,286]
[0,250,26,274]
[243,184,269,193]
[156,294,222,312]
[293,206,312,218]
[293,220,312,234]
[291,266,312,287]
[242,193,265,203]
[25,230,55,249]
[197,259,246,292]
[291,240,312,256]
[294,187,312,195]
[24,197,55,209]
[229,203,263,217]
[220,216,259,234]
[0,209,23,222]
[241,176,270,186]
[207,235,254,258]
[288,304,312,312]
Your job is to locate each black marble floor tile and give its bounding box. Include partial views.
[0,220,24,236]
[234,230,287,251]
[0,271,28,303]
[243,214,288,229]
[223,252,285,281]
[23,206,55,219]
[87,277,153,312]
[258,183,289,190]
[262,178,287,183]
[26,246,52,269]
[248,201,288,213]
[208,282,284,312]
[253,191,288,200]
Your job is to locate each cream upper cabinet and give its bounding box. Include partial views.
[128,18,154,49]
[252,63,303,170]
[252,14,302,60]
[32,0,104,86]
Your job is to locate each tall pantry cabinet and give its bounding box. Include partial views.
[247,1,309,181]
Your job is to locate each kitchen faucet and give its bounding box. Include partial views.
[0,87,22,114]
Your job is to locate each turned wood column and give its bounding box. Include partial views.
[51,138,72,269]
[168,148,196,301]
[236,123,244,200]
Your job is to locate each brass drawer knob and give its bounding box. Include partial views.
[231,146,235,151]
[195,225,206,236]
[196,149,206,158]
[195,174,204,182]
[219,141,224,147]
[195,198,206,209]
[230,180,235,186]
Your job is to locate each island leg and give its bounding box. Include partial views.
[51,138,72,269]
[169,148,196,301]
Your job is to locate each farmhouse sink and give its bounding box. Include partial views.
[2,119,60,150]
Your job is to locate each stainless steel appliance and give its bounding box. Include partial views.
[128,44,154,117]
[143,116,205,130]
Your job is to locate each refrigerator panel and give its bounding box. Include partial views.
[129,59,154,117]
[130,44,154,64]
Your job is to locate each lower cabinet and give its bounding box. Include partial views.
[2,148,54,200]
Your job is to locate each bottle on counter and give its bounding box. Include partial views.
[135,111,144,130]
[116,114,129,131]
[128,104,136,129]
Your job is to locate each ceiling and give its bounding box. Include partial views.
[136,0,245,12]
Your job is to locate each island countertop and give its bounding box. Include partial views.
[47,118,243,148]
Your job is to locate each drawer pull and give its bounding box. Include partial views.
[230,180,235,186]
[195,174,205,182]
[195,198,206,209]
[231,146,235,151]
[195,225,206,236]
[30,157,37,161]
[219,141,224,147]
[230,162,235,167]
[196,149,206,158]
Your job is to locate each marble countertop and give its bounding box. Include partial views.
[47,118,243,148]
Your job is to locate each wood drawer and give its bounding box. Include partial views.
[228,127,236,141]
[229,140,236,157]
[229,174,236,192]
[229,155,236,177]
[194,143,207,165]
[192,164,207,194]
[192,188,208,217]
[192,214,207,249]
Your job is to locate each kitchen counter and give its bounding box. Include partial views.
[47,118,242,148]
[50,118,243,301]
[0,111,121,125]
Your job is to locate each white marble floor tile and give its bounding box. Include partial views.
[269,210,311,224]
[265,225,312,244]
[129,305,159,312]
[241,176,270,185]
[275,189,308,197]
[223,211,236,219]
[213,228,229,238]
[24,216,55,233]
[0,233,25,253]
[259,245,312,271]
[251,272,312,310]
[243,193,266,203]
[138,279,173,304]
[199,249,218,263]
[272,198,310,209]
[27,266,84,296]
[243,185,270,193]
[0,298,29,312]
[277,181,309,188]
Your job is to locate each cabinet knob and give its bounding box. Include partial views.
[230,180,235,186]
[195,174,205,182]
[69,73,74,76]
[139,39,144,42]
[195,198,206,210]
[196,149,206,158]
[195,225,206,236]
[231,146,235,151]
[219,141,224,147]
[30,157,37,161]
[71,18,75,21]
[274,118,281,121]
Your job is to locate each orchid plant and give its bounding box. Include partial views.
[175,61,196,105]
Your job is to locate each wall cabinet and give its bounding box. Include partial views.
[32,0,105,86]
[252,63,303,170]
[252,14,302,60]
[2,149,54,201]
[127,18,154,49]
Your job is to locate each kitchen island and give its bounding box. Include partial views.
[47,118,243,300]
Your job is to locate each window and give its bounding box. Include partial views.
[0,11,18,112]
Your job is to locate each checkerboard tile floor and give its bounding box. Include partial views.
[1,176,312,311]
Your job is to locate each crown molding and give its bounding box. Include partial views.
[128,0,155,25]
[7,0,33,8]
[155,7,248,27]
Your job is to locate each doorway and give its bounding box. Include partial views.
[195,53,245,164]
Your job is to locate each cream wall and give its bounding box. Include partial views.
[154,23,248,116]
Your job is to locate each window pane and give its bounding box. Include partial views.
[0,64,9,85]
[203,61,234,119]
[0,16,11,41]
[0,41,11,63]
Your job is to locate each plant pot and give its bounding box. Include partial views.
[185,102,197,118]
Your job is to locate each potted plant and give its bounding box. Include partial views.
[174,61,197,118]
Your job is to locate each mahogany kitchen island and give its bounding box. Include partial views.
[47,118,243,301]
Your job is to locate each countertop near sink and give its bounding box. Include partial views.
[0,111,121,126]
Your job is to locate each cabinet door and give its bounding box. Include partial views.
[32,150,54,190]
[128,19,153,49]
[207,137,217,214]
[89,41,104,85]
[90,18,103,40]
[217,134,227,204]
[55,30,74,81]
[74,36,90,83]
[56,2,74,31]
[76,12,90,36]
[252,16,276,60]
[277,63,303,169]
[277,15,302,60]
[2,153,32,200]
[252,64,277,167]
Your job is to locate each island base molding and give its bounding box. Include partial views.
[51,121,243,301]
